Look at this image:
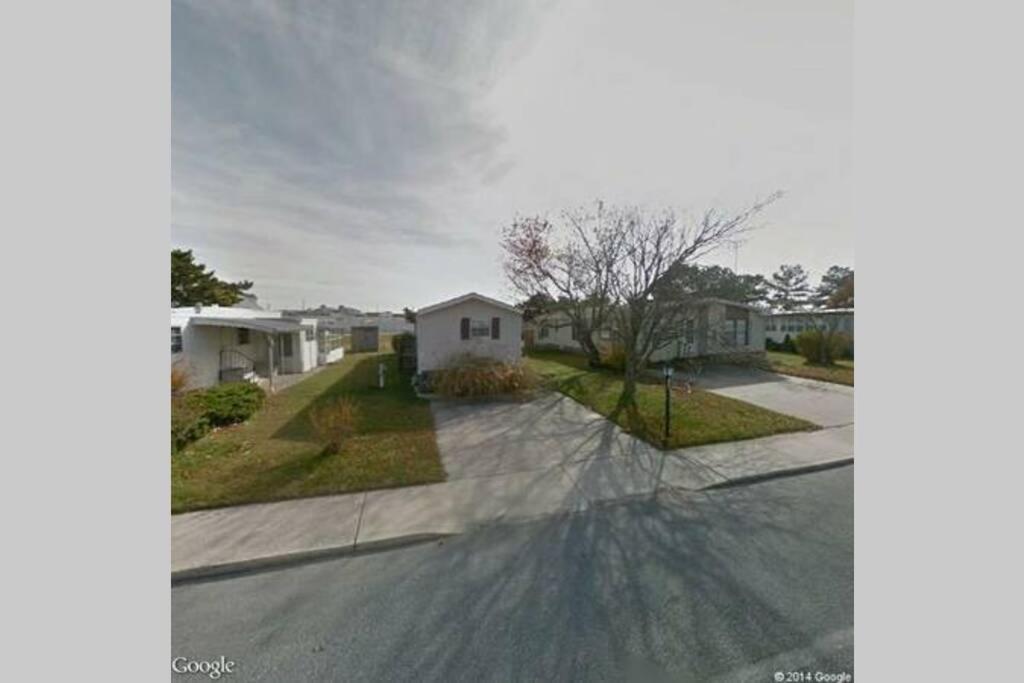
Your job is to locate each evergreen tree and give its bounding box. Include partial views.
[171,249,253,307]
[767,264,811,310]
[816,266,853,308]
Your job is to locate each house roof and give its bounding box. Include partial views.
[766,308,854,316]
[188,317,308,334]
[696,297,763,311]
[416,292,520,317]
[529,297,762,322]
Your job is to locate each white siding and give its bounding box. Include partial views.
[416,299,523,372]
[532,312,582,352]
[170,307,321,389]
[648,303,766,362]
[764,311,854,343]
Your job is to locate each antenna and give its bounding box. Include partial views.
[726,240,741,271]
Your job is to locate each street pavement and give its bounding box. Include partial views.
[172,466,854,682]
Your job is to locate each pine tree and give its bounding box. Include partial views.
[767,264,811,310]
[171,249,253,307]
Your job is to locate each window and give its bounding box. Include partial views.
[305,328,314,341]
[282,334,293,357]
[724,319,748,346]
[570,324,578,341]
[470,319,490,338]
[237,328,250,345]
[171,326,183,353]
[539,325,549,339]
[724,306,749,346]
[682,319,695,345]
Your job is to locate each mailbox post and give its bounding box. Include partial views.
[663,364,674,446]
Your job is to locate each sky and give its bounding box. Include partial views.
[172,0,852,311]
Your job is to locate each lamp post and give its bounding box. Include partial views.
[663,364,674,447]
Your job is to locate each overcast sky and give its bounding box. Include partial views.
[172,0,852,311]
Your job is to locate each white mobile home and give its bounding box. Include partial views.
[171,305,336,391]
[528,298,765,361]
[764,308,854,344]
[415,293,523,373]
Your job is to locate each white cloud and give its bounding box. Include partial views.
[173,0,852,310]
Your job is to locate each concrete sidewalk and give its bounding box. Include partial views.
[172,393,853,579]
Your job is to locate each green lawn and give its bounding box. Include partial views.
[525,350,818,449]
[172,352,444,513]
[767,351,854,386]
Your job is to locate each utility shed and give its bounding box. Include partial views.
[350,326,380,353]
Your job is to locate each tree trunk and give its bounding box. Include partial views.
[579,335,603,368]
[618,353,639,412]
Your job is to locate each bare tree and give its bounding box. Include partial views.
[503,193,782,412]
[501,203,622,366]
[602,194,781,410]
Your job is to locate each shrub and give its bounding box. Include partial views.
[171,395,211,454]
[765,335,797,353]
[795,330,851,366]
[308,396,361,454]
[171,362,190,395]
[392,332,417,374]
[197,382,266,426]
[600,344,626,372]
[391,332,413,353]
[432,354,536,398]
[170,382,265,455]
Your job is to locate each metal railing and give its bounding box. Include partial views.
[219,348,256,382]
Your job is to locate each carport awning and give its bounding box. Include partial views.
[189,317,304,334]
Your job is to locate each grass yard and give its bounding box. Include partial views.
[767,351,854,386]
[525,350,818,449]
[172,352,444,513]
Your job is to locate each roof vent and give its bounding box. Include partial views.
[194,303,202,314]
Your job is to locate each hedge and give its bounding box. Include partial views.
[171,382,266,454]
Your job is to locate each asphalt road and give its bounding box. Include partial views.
[172,466,853,682]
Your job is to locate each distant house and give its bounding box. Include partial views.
[764,308,854,344]
[415,292,523,372]
[282,305,414,334]
[527,298,766,361]
[171,305,341,391]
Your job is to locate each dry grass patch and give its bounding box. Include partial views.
[172,353,444,513]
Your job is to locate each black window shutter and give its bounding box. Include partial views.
[491,317,500,339]
[460,317,470,340]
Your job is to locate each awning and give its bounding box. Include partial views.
[189,317,305,334]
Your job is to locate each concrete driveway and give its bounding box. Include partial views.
[692,366,853,427]
[430,393,657,480]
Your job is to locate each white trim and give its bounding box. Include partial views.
[417,292,520,317]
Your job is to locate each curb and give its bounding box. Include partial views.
[172,459,854,584]
[171,533,452,585]
[699,457,854,491]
